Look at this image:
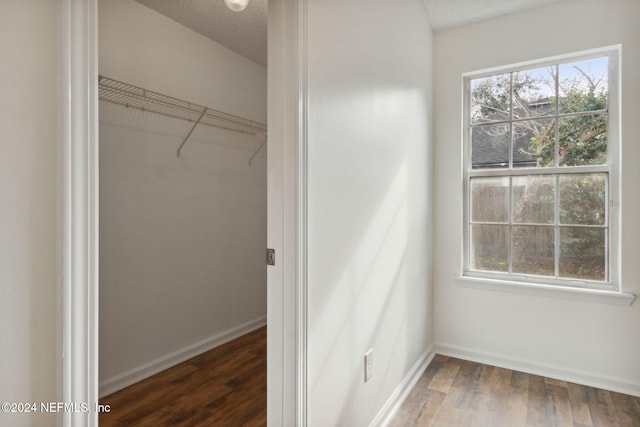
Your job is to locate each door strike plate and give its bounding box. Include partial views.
[266,248,275,266]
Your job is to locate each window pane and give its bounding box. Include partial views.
[512,176,555,224]
[471,177,509,222]
[512,226,554,276]
[472,123,510,169]
[471,73,511,124]
[559,57,608,114]
[466,52,614,286]
[512,67,556,120]
[559,174,606,225]
[559,113,607,166]
[471,225,509,272]
[513,119,555,168]
[560,227,605,281]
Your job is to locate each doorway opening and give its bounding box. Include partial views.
[60,0,305,424]
[97,0,268,424]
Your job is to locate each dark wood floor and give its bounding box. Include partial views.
[99,326,266,427]
[391,354,640,427]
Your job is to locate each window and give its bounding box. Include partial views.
[463,48,619,290]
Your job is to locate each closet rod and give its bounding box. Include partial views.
[98,76,268,155]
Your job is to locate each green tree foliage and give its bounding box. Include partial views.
[558,173,606,280]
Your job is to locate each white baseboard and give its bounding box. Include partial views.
[435,343,640,397]
[369,345,436,427]
[99,316,267,397]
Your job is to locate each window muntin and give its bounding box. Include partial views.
[464,50,617,288]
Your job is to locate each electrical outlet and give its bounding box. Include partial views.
[364,349,373,382]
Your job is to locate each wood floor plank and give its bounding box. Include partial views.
[486,366,511,426]
[428,360,461,394]
[570,400,593,427]
[411,389,447,426]
[502,370,529,426]
[391,355,640,427]
[544,383,573,427]
[610,391,640,427]
[503,388,528,426]
[451,359,478,390]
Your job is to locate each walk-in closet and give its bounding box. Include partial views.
[97,0,268,424]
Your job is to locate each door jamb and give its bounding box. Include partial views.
[59,0,99,426]
[267,0,308,425]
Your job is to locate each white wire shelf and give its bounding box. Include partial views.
[98,75,267,157]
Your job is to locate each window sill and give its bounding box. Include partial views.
[455,275,635,306]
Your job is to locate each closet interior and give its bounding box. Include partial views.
[97,0,268,423]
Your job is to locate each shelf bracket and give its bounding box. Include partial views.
[176,108,207,157]
[249,135,268,166]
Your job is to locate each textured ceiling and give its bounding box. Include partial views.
[134,0,566,68]
[424,0,566,30]
[135,0,268,67]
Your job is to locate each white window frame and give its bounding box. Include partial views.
[461,46,623,295]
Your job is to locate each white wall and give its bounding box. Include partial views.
[306,0,434,425]
[433,0,640,394]
[0,0,58,426]
[98,0,267,394]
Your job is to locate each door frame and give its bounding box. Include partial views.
[267,0,309,425]
[59,1,99,425]
[58,0,308,426]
